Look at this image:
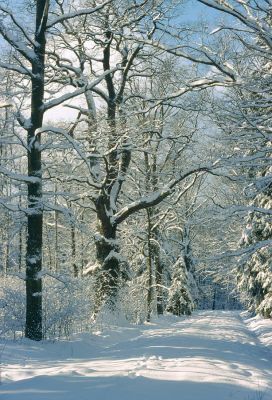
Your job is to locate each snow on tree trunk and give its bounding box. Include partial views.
[93,193,124,312]
[25,0,49,341]
[94,232,120,311]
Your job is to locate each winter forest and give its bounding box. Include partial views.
[0,0,271,398]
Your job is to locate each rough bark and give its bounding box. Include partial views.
[25,0,49,341]
[94,193,120,311]
[91,29,132,310]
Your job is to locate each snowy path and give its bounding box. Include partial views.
[0,311,272,400]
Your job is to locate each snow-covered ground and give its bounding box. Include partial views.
[242,312,272,349]
[0,311,271,400]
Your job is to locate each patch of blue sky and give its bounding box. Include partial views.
[180,0,222,23]
[175,0,236,30]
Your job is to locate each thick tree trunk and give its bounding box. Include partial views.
[25,122,43,339]
[94,194,120,311]
[89,26,134,314]
[95,231,119,304]
[25,0,48,341]
[25,210,43,340]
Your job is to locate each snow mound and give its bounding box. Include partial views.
[242,312,272,349]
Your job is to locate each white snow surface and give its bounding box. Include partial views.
[1,311,272,400]
[243,312,272,348]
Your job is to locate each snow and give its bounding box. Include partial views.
[0,166,40,184]
[46,0,111,28]
[0,21,36,62]
[42,68,119,112]
[0,101,13,108]
[27,257,40,265]
[210,27,222,35]
[82,262,100,276]
[0,311,272,400]
[242,312,272,349]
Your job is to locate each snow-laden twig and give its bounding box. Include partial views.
[0,166,40,184]
[46,0,112,28]
[201,240,272,263]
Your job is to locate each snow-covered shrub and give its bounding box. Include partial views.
[0,276,25,338]
[42,275,96,339]
[0,273,98,340]
[119,279,150,324]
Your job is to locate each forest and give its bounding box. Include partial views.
[0,0,271,345]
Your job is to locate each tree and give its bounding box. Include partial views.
[43,0,230,313]
[1,0,254,338]
[0,0,50,340]
[166,253,195,316]
[196,0,272,316]
[239,172,272,317]
[0,0,112,340]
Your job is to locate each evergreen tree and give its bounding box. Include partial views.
[167,251,197,316]
[166,198,201,317]
[239,166,272,317]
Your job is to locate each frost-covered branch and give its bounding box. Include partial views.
[42,67,119,111]
[114,165,213,225]
[0,166,40,184]
[0,61,31,76]
[47,0,112,28]
[0,22,35,62]
[197,0,272,49]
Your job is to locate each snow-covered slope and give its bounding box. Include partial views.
[242,312,272,349]
[0,311,271,400]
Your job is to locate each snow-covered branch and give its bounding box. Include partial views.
[114,166,213,225]
[0,22,36,62]
[197,0,272,49]
[42,67,119,111]
[0,166,40,184]
[47,0,112,28]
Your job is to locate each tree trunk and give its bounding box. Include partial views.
[155,250,163,315]
[5,211,10,274]
[95,231,119,305]
[54,184,59,271]
[94,194,120,312]
[71,222,78,277]
[147,208,164,316]
[146,209,153,322]
[18,192,24,272]
[25,0,49,341]
[212,286,217,310]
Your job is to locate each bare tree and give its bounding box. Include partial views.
[45,0,236,313]
[0,0,112,340]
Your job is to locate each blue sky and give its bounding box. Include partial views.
[182,0,222,20]
[178,0,231,28]
[5,0,227,25]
